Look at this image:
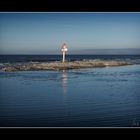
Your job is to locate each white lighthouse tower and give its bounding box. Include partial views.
[61,43,68,63]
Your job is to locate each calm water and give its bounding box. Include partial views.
[0,64,140,127]
[1,55,140,63]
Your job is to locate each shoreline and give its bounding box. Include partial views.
[0,60,133,72]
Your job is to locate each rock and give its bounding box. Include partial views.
[0,60,132,72]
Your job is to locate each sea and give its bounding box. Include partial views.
[0,55,140,127]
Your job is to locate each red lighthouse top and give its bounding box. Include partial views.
[61,43,68,52]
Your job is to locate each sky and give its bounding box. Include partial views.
[0,12,140,54]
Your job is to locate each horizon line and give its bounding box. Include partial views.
[1,12,140,13]
[0,54,140,55]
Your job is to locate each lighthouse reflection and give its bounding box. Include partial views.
[61,70,68,94]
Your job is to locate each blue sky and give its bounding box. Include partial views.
[0,13,140,54]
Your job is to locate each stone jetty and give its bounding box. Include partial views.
[0,60,132,72]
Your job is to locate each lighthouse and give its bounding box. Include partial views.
[61,43,68,63]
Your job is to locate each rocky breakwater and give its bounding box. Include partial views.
[0,60,132,72]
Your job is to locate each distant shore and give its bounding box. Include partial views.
[0,59,133,72]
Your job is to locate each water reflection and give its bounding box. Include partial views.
[61,70,68,94]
